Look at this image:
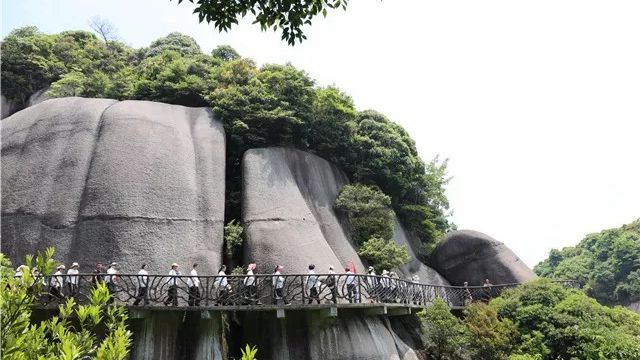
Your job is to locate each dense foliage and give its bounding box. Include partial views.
[176,0,350,45]
[1,249,132,359]
[1,27,453,255]
[335,184,409,270]
[535,219,640,306]
[418,280,640,360]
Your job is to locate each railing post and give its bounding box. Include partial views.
[204,276,209,307]
[301,275,306,305]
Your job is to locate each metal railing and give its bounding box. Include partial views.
[32,273,580,309]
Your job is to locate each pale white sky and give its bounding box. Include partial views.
[3,0,639,267]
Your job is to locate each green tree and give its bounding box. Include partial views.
[491,279,640,360]
[225,219,244,258]
[211,45,240,61]
[335,183,395,245]
[464,302,517,360]
[418,298,470,360]
[145,32,202,58]
[177,0,351,45]
[1,249,132,359]
[357,236,410,271]
[535,219,640,306]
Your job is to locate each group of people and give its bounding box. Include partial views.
[462,279,494,305]
[14,260,469,307]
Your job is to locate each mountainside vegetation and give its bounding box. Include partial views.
[535,219,640,307]
[1,26,454,257]
[419,280,640,360]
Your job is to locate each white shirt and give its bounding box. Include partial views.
[67,268,79,285]
[273,271,284,289]
[345,270,356,285]
[137,269,149,288]
[367,271,377,286]
[187,268,200,287]
[244,269,255,286]
[106,267,117,283]
[381,274,390,287]
[51,270,64,287]
[306,270,317,289]
[215,270,228,288]
[166,269,180,286]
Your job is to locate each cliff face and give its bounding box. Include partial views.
[1,98,226,274]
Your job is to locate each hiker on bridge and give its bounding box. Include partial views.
[244,263,259,304]
[66,262,80,297]
[306,264,320,304]
[463,281,473,306]
[411,275,422,305]
[366,266,379,303]
[49,264,65,300]
[214,265,229,305]
[323,265,338,304]
[483,278,493,301]
[164,263,180,306]
[380,270,390,302]
[345,267,358,303]
[92,262,104,286]
[106,262,119,304]
[133,264,149,306]
[188,263,201,306]
[272,265,289,305]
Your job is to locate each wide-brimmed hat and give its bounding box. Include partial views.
[72,262,79,268]
[171,263,179,268]
[57,264,66,270]
[382,270,389,275]
[368,266,374,271]
[248,263,257,271]
[109,262,117,267]
[329,265,335,270]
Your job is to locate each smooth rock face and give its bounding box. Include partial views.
[430,230,536,285]
[1,94,21,119]
[243,312,418,360]
[242,148,364,273]
[392,218,449,286]
[1,98,225,273]
[627,301,640,313]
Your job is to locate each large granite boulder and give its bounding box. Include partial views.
[243,311,418,360]
[242,147,364,273]
[1,97,226,273]
[430,230,536,285]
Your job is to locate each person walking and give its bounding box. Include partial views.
[306,264,320,304]
[133,264,149,306]
[345,267,357,303]
[272,265,288,304]
[106,262,119,304]
[14,265,27,278]
[389,272,399,303]
[164,263,180,306]
[66,262,80,297]
[324,265,338,304]
[214,265,229,305]
[92,262,104,287]
[366,266,378,303]
[187,263,201,306]
[483,278,493,302]
[411,275,421,305]
[243,263,259,304]
[49,264,65,300]
[380,270,390,302]
[463,281,473,306]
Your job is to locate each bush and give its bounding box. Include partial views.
[418,298,470,360]
[225,220,244,257]
[357,237,410,271]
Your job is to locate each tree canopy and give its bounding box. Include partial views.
[1,27,453,256]
[175,0,351,45]
[418,280,640,360]
[535,219,640,307]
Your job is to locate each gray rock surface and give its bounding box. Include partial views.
[27,88,49,107]
[1,97,225,273]
[429,230,536,285]
[1,93,21,119]
[392,218,449,286]
[627,301,640,313]
[242,148,364,273]
[243,311,418,360]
